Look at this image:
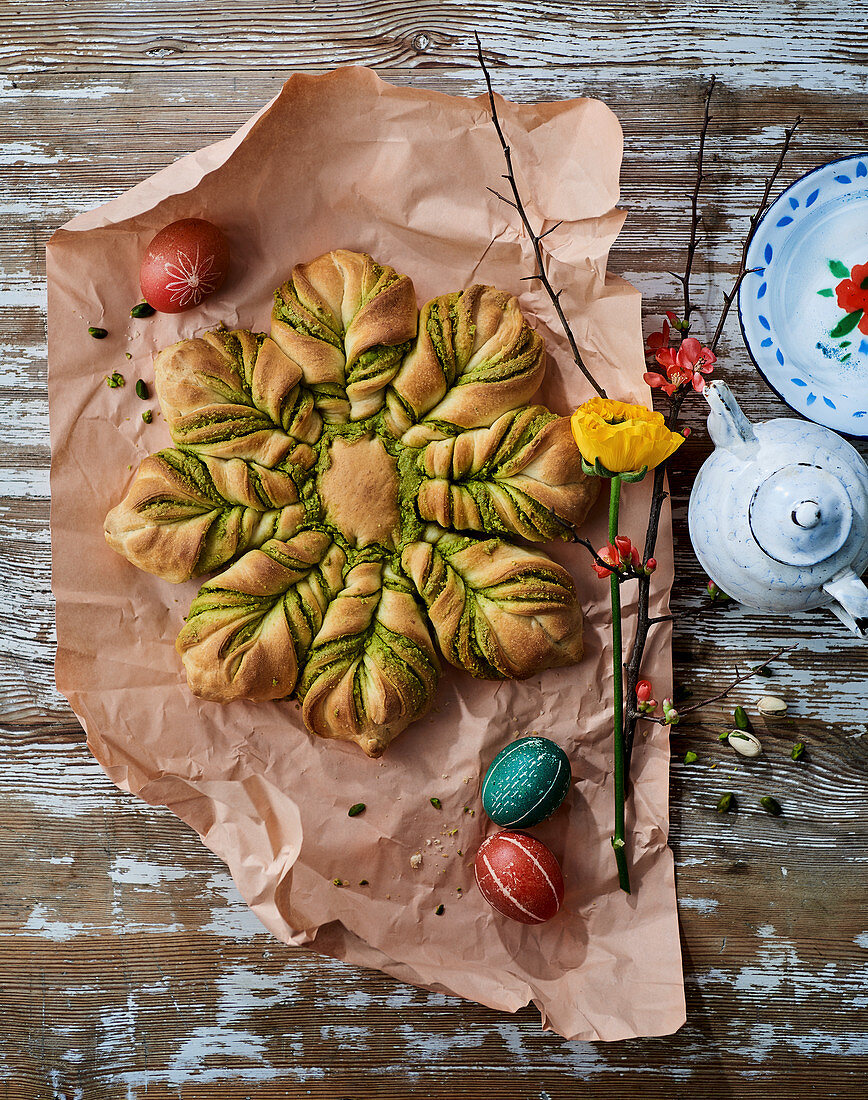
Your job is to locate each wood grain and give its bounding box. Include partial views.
[1,0,867,1095]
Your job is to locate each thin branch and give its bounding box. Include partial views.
[709,116,802,353]
[475,32,607,399]
[539,220,564,239]
[486,186,518,210]
[675,646,796,717]
[626,646,796,727]
[624,391,686,765]
[681,77,716,327]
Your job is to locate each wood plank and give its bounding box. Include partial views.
[1,1,867,1091]
[0,726,865,1096]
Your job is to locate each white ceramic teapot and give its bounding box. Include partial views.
[688,380,868,636]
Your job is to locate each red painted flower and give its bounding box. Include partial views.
[644,337,716,396]
[835,263,868,336]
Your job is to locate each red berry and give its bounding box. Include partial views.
[140,218,230,314]
[474,831,564,924]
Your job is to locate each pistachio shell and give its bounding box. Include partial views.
[757,695,788,717]
[727,730,763,758]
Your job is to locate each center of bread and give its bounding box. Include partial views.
[317,432,401,549]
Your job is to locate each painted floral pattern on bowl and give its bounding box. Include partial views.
[738,154,868,435]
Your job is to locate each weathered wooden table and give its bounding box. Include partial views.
[2,2,866,1096]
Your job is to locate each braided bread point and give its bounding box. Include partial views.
[299,561,441,758]
[155,328,321,467]
[105,448,305,583]
[271,249,418,423]
[177,530,346,704]
[402,527,584,681]
[384,285,545,442]
[414,406,600,542]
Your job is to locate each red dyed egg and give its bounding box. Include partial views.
[474,830,564,924]
[139,218,230,313]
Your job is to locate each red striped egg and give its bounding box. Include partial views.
[474,831,564,924]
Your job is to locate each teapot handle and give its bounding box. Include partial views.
[823,569,868,637]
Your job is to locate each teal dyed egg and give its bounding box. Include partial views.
[481,736,572,828]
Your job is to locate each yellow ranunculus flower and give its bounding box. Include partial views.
[570,397,685,474]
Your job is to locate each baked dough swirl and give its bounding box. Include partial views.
[105,249,598,756]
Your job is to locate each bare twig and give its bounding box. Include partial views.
[672,77,716,328]
[709,116,802,353]
[623,391,686,764]
[632,647,796,725]
[475,32,607,399]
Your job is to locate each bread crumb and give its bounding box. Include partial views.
[410,852,422,869]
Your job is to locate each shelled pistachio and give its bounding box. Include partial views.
[727,730,762,758]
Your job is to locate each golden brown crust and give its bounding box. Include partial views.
[317,433,401,549]
[271,249,418,422]
[176,531,344,703]
[414,408,599,541]
[386,285,545,440]
[402,528,584,680]
[155,329,320,467]
[299,563,440,757]
[104,449,304,583]
[107,249,593,757]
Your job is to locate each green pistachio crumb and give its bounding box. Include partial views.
[447,827,458,836]
[141,410,153,424]
[684,750,698,764]
[718,730,730,741]
[348,802,366,817]
[88,326,108,339]
[716,792,735,814]
[131,302,156,318]
[125,352,132,359]
[434,904,445,915]
[358,879,369,886]
[753,664,773,677]
[332,878,346,887]
[760,795,783,816]
[106,371,124,388]
[791,741,805,762]
[430,797,442,810]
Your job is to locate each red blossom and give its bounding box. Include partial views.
[636,680,654,702]
[645,317,671,356]
[592,544,620,579]
[636,678,658,714]
[835,263,868,336]
[644,336,716,396]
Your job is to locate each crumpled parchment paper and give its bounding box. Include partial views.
[46,66,685,1041]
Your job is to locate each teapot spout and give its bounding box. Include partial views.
[704,380,759,456]
[823,570,868,637]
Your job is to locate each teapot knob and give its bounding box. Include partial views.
[749,465,853,566]
[792,501,821,529]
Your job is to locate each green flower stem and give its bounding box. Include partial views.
[608,474,631,894]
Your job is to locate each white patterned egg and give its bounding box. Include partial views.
[481,736,572,828]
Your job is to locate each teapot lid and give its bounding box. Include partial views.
[748,463,853,567]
